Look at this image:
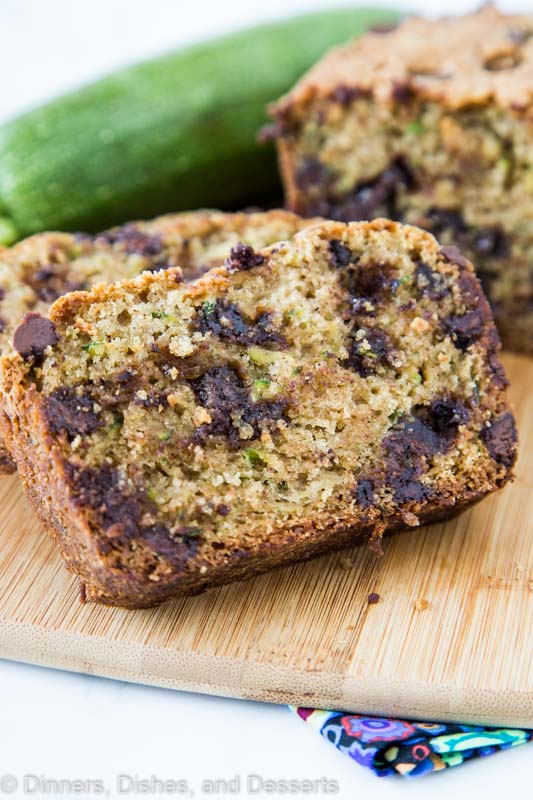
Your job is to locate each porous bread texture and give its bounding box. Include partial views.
[0,220,517,608]
[270,6,533,353]
[0,209,317,473]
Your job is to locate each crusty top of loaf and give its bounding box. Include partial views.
[272,6,533,116]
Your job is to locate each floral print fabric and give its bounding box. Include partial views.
[293,708,532,777]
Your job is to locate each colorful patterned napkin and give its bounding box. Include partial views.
[292,707,532,777]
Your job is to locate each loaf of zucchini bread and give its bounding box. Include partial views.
[0,209,315,473]
[0,219,516,607]
[269,6,533,353]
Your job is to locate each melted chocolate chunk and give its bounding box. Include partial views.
[327,157,415,222]
[295,157,331,191]
[381,401,465,504]
[480,412,517,468]
[343,261,397,310]
[98,224,163,257]
[415,262,450,300]
[14,313,59,361]
[27,265,86,304]
[64,462,197,566]
[329,240,353,268]
[444,309,486,350]
[425,398,470,433]
[65,462,143,537]
[45,386,102,440]
[196,300,285,348]
[344,327,392,377]
[45,371,140,429]
[354,479,375,508]
[190,366,288,448]
[392,81,414,104]
[224,243,265,273]
[329,86,370,105]
[439,245,469,269]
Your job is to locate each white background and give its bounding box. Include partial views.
[0,1,531,797]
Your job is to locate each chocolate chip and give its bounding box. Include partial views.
[391,479,429,503]
[329,86,369,105]
[392,81,414,104]
[381,407,462,505]
[444,309,486,350]
[44,386,102,440]
[65,462,143,537]
[224,243,265,273]
[294,157,331,192]
[415,262,449,300]
[216,504,231,516]
[14,313,59,361]
[427,399,470,433]
[0,317,6,334]
[64,462,197,567]
[343,327,393,377]
[480,412,517,468]
[342,261,397,311]
[367,592,380,604]
[0,288,5,301]
[98,224,162,257]
[196,300,285,349]
[327,156,415,222]
[439,245,469,269]
[354,479,375,508]
[329,240,353,268]
[190,366,288,448]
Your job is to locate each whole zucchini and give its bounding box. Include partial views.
[0,8,399,243]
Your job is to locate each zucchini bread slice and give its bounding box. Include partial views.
[0,220,516,608]
[269,6,533,353]
[0,209,316,473]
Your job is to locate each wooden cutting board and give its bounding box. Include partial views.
[0,352,531,728]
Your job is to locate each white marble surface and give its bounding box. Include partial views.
[0,1,531,797]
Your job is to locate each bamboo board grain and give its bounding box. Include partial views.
[0,352,531,727]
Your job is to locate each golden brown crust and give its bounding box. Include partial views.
[0,219,517,608]
[272,7,533,118]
